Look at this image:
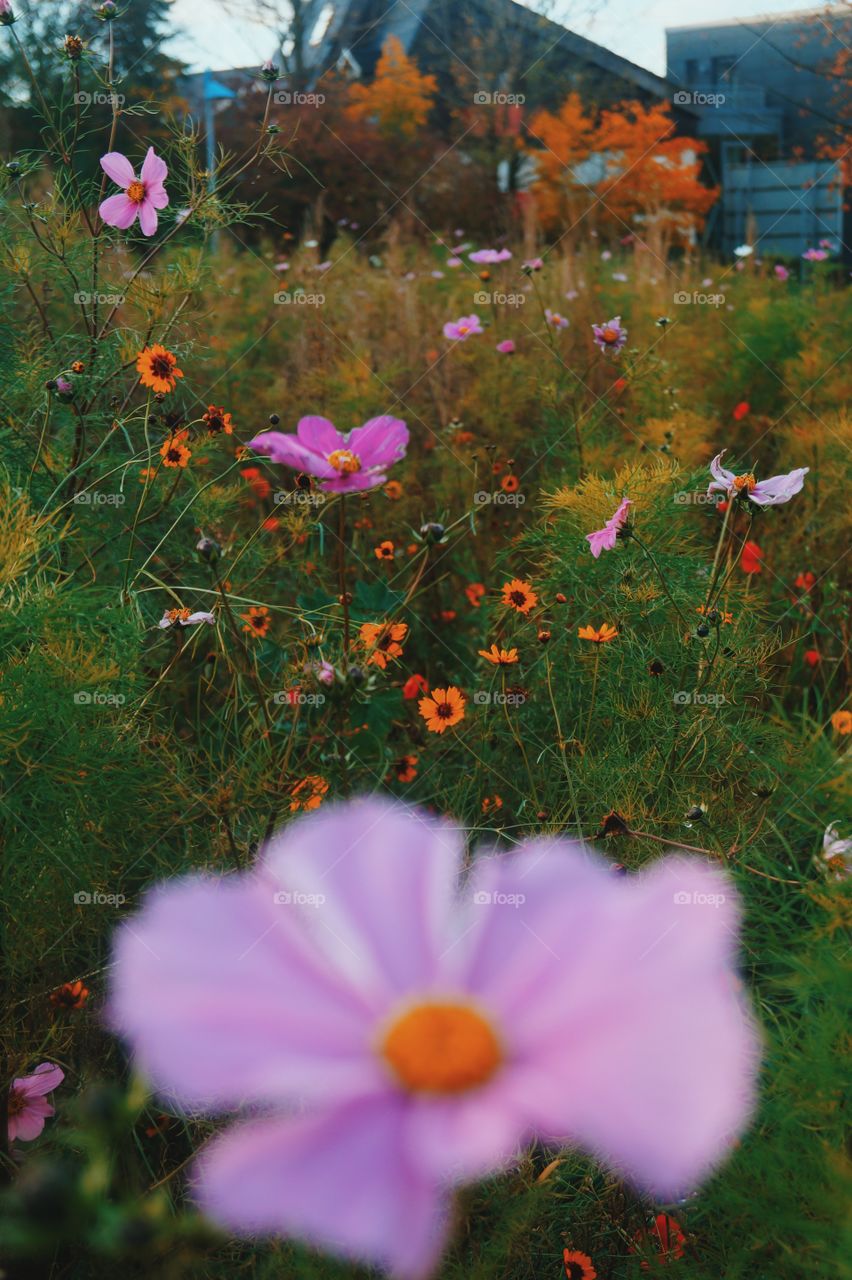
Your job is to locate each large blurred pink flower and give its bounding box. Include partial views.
[587,497,631,558]
[99,147,169,235]
[8,1063,64,1142]
[248,415,408,494]
[110,798,757,1279]
[707,449,808,506]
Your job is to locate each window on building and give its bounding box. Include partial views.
[713,56,736,83]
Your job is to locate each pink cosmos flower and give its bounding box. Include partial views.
[707,450,808,506]
[109,797,757,1279]
[545,308,568,330]
[8,1063,65,1142]
[802,247,828,261]
[496,339,516,354]
[586,497,631,558]
[592,315,628,356]
[469,248,512,264]
[158,610,216,629]
[443,314,483,341]
[774,264,789,281]
[99,147,169,235]
[522,257,544,271]
[446,256,462,268]
[248,415,408,494]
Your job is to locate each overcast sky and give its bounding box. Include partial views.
[169,0,817,76]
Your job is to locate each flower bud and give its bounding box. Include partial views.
[196,535,220,563]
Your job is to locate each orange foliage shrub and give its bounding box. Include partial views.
[346,36,438,138]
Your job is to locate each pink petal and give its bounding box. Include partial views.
[16,1063,65,1098]
[99,193,140,230]
[148,185,170,210]
[261,799,461,1001]
[196,1099,449,1279]
[9,1102,52,1142]
[109,873,383,1109]
[99,151,135,187]
[347,415,409,469]
[295,415,344,455]
[137,200,159,237]
[319,470,388,493]
[749,467,808,506]
[708,450,736,493]
[586,526,617,558]
[247,431,333,476]
[140,146,168,187]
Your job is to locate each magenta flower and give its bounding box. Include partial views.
[496,339,516,354]
[109,797,757,1278]
[522,257,544,271]
[469,248,512,264]
[586,497,631,558]
[248,415,408,494]
[8,1063,64,1142]
[774,264,790,281]
[592,315,628,356]
[707,450,808,506]
[443,314,483,341]
[802,247,828,261]
[99,147,169,236]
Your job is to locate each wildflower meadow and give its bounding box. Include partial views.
[0,4,850,1280]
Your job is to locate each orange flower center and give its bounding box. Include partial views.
[327,449,361,474]
[380,1000,502,1094]
[127,180,145,204]
[602,327,618,342]
[733,472,756,492]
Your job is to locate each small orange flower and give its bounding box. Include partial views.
[241,606,270,639]
[403,673,429,699]
[501,473,520,493]
[419,686,465,733]
[478,643,519,665]
[289,775,329,812]
[50,979,89,1010]
[361,621,408,668]
[262,516,280,531]
[203,404,233,435]
[481,794,503,814]
[393,754,418,783]
[578,623,618,643]
[160,431,191,468]
[241,467,271,500]
[374,540,395,562]
[501,578,538,615]
[830,709,852,734]
[563,1251,597,1280]
[137,344,183,394]
[139,466,157,482]
[465,582,486,608]
[384,480,403,500]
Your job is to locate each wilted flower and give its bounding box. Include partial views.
[592,316,627,357]
[7,1064,64,1142]
[99,147,169,236]
[443,314,483,341]
[707,450,808,506]
[586,497,631,559]
[63,33,84,58]
[818,823,851,879]
[158,608,215,629]
[248,415,408,494]
[109,797,757,1277]
[0,0,16,25]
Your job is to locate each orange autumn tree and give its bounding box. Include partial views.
[526,92,596,233]
[594,101,718,256]
[346,36,438,139]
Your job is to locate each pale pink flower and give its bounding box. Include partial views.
[545,308,568,329]
[158,610,216,630]
[110,798,757,1279]
[248,414,408,494]
[592,315,628,356]
[99,147,169,236]
[522,257,544,271]
[802,247,828,261]
[707,450,808,506]
[7,1063,64,1142]
[446,256,462,268]
[773,264,789,281]
[586,497,631,558]
[443,314,483,341]
[469,248,512,264]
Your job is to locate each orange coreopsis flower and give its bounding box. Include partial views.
[50,980,89,1010]
[478,644,519,665]
[384,480,403,500]
[241,467,272,500]
[501,473,520,493]
[578,623,618,643]
[501,578,538,614]
[137,344,183,393]
[203,405,234,435]
[374,540,396,562]
[241,606,270,639]
[160,431,191,468]
[393,754,419,783]
[289,775,329,812]
[361,621,408,668]
[419,686,465,733]
[563,1251,597,1280]
[465,582,486,608]
[481,794,503,813]
[831,709,852,734]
